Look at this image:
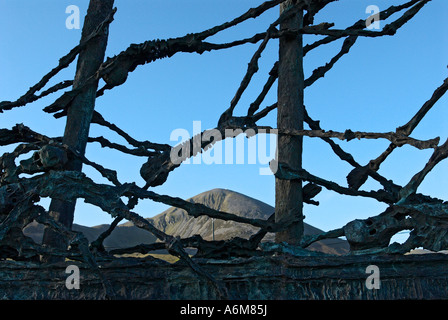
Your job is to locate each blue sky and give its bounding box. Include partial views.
[1,1,447,244]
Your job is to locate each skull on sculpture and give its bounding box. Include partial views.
[398,202,448,253]
[343,206,414,253]
[340,202,448,254]
[20,145,68,173]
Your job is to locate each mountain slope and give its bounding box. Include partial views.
[24,188,349,255]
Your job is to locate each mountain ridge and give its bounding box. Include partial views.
[24,188,349,255]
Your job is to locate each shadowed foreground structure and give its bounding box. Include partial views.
[1,253,448,299]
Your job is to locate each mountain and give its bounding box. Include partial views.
[23,188,349,255]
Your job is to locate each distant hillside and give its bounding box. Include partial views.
[24,188,349,255]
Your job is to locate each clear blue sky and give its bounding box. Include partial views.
[1,1,447,245]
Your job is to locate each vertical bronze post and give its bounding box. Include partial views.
[42,0,115,252]
[275,1,304,244]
